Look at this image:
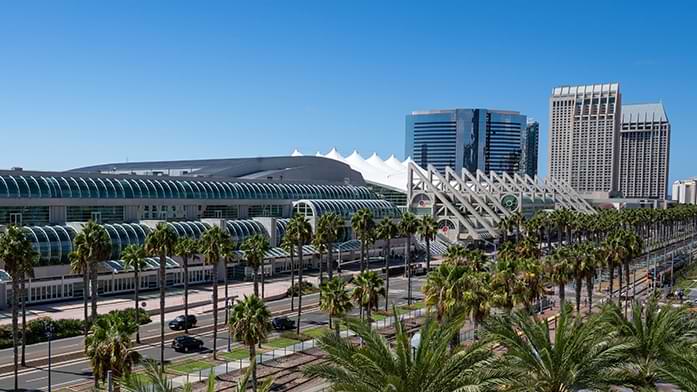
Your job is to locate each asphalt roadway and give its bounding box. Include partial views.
[0,276,425,392]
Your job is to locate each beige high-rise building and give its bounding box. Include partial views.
[548,83,621,197]
[618,103,670,199]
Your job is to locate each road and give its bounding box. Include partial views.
[0,276,424,392]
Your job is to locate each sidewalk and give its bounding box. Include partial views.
[0,274,325,325]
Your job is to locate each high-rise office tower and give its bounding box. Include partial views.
[548,83,621,197]
[520,119,539,177]
[405,108,526,174]
[618,103,670,199]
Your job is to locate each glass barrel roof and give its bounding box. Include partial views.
[292,199,401,219]
[0,174,375,201]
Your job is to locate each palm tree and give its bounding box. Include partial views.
[571,242,596,313]
[422,263,467,322]
[287,214,312,335]
[443,243,468,265]
[121,244,147,343]
[399,211,418,305]
[375,218,398,311]
[81,220,112,322]
[0,225,37,390]
[322,212,343,279]
[19,244,37,366]
[619,230,642,316]
[280,235,296,311]
[85,312,141,390]
[351,270,385,321]
[514,257,546,313]
[69,240,90,336]
[484,305,629,391]
[544,246,574,307]
[660,347,697,392]
[174,237,198,334]
[417,215,438,271]
[351,208,374,272]
[199,225,228,360]
[600,298,697,388]
[603,230,626,304]
[144,222,177,371]
[460,271,493,332]
[311,220,328,291]
[220,236,236,325]
[229,294,272,392]
[304,313,496,392]
[491,256,519,313]
[319,276,353,336]
[240,234,269,297]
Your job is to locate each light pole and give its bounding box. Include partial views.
[46,321,54,392]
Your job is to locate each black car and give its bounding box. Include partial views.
[168,315,197,330]
[171,335,203,352]
[271,316,296,331]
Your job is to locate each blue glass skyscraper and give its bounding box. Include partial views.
[405,108,527,174]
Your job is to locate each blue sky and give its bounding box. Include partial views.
[1,1,695,184]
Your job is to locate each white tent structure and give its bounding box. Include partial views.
[291,148,422,192]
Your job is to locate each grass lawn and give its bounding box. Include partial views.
[304,326,332,339]
[167,359,215,374]
[221,348,250,361]
[371,313,387,321]
[264,337,300,349]
[400,301,425,310]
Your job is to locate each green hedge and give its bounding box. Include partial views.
[0,307,151,349]
[286,281,316,297]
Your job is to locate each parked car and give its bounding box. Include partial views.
[168,315,197,330]
[271,316,296,331]
[171,335,203,352]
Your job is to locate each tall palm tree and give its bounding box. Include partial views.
[417,215,438,272]
[220,236,236,325]
[544,246,574,307]
[422,263,467,322]
[121,244,147,343]
[85,312,141,390]
[19,244,37,366]
[600,298,697,388]
[351,208,374,272]
[484,305,629,391]
[81,221,112,322]
[319,276,353,336]
[280,235,296,311]
[69,239,90,336]
[144,222,177,371]
[461,271,493,332]
[572,242,596,313]
[287,214,312,334]
[312,219,328,291]
[351,270,385,321]
[375,218,399,310]
[240,234,269,297]
[321,212,343,279]
[0,225,36,390]
[514,257,546,313]
[304,313,496,392]
[229,294,272,392]
[619,230,642,315]
[399,211,418,305]
[174,237,198,334]
[199,225,228,360]
[443,243,468,265]
[603,230,627,303]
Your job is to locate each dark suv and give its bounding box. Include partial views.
[171,336,203,353]
[271,316,296,331]
[168,315,197,330]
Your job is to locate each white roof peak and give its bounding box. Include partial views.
[291,149,303,157]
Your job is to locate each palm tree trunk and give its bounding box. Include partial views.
[425,236,431,271]
[135,268,141,343]
[586,274,594,314]
[20,276,26,366]
[289,251,295,311]
[360,240,365,272]
[406,236,412,305]
[327,242,334,279]
[617,264,623,307]
[261,259,265,299]
[318,250,324,293]
[183,256,189,335]
[90,264,98,322]
[159,254,166,373]
[83,270,89,336]
[212,266,218,360]
[333,317,341,338]
[296,244,304,335]
[11,280,18,391]
[253,266,259,296]
[608,264,615,300]
[384,238,391,311]
[624,259,631,316]
[250,345,257,392]
[224,259,229,324]
[575,275,582,313]
[559,282,565,307]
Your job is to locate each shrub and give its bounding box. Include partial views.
[286,281,316,297]
[106,308,151,325]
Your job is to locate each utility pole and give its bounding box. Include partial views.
[47,322,54,392]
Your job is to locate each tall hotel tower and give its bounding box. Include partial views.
[548,83,621,197]
[618,103,670,198]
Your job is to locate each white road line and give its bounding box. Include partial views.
[25,376,47,382]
